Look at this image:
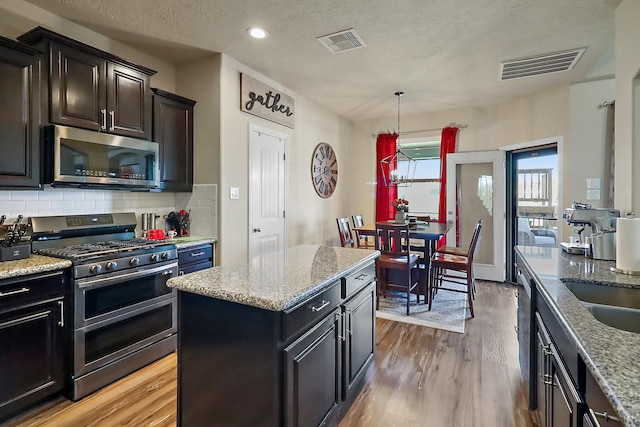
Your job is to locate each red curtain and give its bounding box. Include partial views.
[437,127,459,243]
[376,133,398,222]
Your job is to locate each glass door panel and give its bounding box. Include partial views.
[447,151,505,282]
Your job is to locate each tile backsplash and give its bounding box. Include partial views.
[0,184,217,238]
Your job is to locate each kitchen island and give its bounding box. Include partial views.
[167,244,379,427]
[516,246,640,427]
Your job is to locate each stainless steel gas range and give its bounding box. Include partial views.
[30,213,177,401]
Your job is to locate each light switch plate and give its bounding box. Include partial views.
[229,187,240,200]
[586,178,601,189]
[586,189,601,200]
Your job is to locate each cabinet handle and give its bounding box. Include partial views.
[337,312,346,342]
[58,300,64,327]
[109,111,115,131]
[101,109,107,130]
[590,409,621,424]
[310,300,330,312]
[0,287,29,298]
[345,310,353,335]
[178,271,185,276]
[190,251,206,257]
[514,325,519,334]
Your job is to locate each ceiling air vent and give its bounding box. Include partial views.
[500,48,586,80]
[317,29,366,54]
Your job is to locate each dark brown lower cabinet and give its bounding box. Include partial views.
[517,254,623,427]
[177,243,214,275]
[0,271,68,422]
[177,262,375,427]
[285,309,342,427]
[535,313,580,427]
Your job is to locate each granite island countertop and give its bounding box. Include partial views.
[167,244,379,311]
[0,255,72,280]
[516,246,640,427]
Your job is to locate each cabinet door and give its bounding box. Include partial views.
[0,298,65,420]
[0,42,42,188]
[107,63,151,140]
[284,309,341,427]
[549,351,579,427]
[152,89,195,191]
[50,41,106,131]
[535,314,551,426]
[343,282,375,400]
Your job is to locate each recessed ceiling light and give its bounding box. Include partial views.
[247,27,268,39]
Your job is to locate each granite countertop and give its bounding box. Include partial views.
[516,246,640,427]
[170,236,217,250]
[167,244,380,311]
[0,255,72,280]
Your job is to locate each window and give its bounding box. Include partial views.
[396,138,441,217]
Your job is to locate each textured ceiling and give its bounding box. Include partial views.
[22,0,621,122]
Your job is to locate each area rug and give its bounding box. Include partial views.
[376,283,469,334]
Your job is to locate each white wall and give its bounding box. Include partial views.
[214,54,362,264]
[568,78,616,210]
[347,86,571,226]
[615,0,640,214]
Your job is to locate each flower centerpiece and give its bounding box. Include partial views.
[392,198,409,223]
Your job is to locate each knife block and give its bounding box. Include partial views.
[0,243,31,262]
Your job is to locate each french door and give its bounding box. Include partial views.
[446,151,505,282]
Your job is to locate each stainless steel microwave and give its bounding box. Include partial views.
[48,125,160,189]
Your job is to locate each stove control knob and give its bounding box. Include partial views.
[150,254,160,262]
[129,257,140,266]
[90,264,102,274]
[106,261,118,271]
[161,252,169,259]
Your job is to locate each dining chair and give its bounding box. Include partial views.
[351,214,375,249]
[374,222,421,315]
[435,219,482,296]
[336,217,356,247]
[428,219,482,318]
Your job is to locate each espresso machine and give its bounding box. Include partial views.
[561,202,620,259]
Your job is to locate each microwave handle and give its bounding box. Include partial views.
[100,109,107,130]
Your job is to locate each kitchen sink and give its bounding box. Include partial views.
[561,281,640,333]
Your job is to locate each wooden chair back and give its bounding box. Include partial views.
[466,219,483,260]
[374,223,411,258]
[351,214,365,228]
[336,217,355,247]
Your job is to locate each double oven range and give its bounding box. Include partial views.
[30,213,177,401]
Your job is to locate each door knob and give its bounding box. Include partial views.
[253,228,262,233]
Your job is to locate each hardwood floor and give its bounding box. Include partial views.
[5,280,536,427]
[339,280,536,427]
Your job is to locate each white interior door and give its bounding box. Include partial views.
[249,124,287,259]
[446,151,505,282]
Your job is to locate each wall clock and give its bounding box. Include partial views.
[311,142,338,198]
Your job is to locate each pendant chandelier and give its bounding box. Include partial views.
[380,91,417,187]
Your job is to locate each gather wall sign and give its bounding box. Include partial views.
[240,73,295,129]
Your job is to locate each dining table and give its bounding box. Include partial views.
[353,220,453,296]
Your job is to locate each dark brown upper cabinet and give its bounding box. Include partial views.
[18,27,156,140]
[152,88,196,192]
[0,36,42,188]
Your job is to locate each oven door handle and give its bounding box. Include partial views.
[75,262,178,289]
